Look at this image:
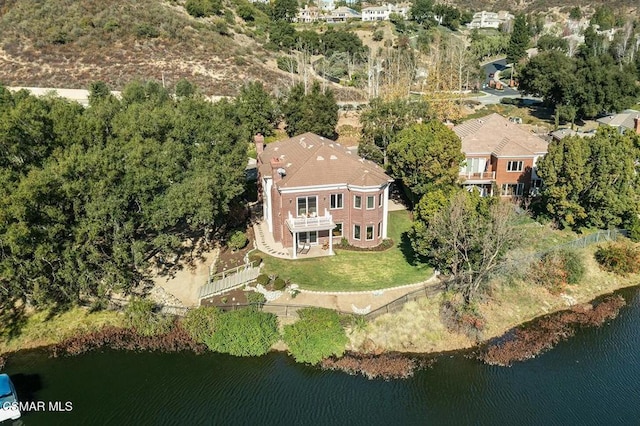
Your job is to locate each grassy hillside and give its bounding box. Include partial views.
[448,0,639,13]
[0,0,286,95]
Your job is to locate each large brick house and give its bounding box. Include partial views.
[256,133,393,258]
[453,113,548,197]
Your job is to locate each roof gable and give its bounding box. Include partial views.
[453,113,548,157]
[258,133,391,188]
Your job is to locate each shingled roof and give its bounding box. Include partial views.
[258,133,391,188]
[453,113,548,157]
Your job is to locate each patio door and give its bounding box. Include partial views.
[298,231,318,245]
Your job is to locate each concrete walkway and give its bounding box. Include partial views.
[253,221,290,259]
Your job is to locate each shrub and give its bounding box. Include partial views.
[247,291,266,304]
[125,297,173,337]
[228,230,248,250]
[256,274,270,286]
[185,0,221,17]
[248,252,263,265]
[204,309,279,356]
[283,308,348,365]
[629,216,640,242]
[561,249,585,284]
[595,241,640,275]
[529,249,585,294]
[439,294,485,342]
[135,23,159,38]
[273,277,286,290]
[372,30,384,41]
[237,4,255,21]
[277,56,297,73]
[213,19,230,36]
[181,306,220,343]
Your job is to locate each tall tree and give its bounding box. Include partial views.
[271,0,298,22]
[0,83,248,312]
[537,127,640,229]
[235,82,276,138]
[410,0,435,27]
[411,190,520,305]
[506,14,529,64]
[387,121,464,206]
[282,82,338,139]
[359,97,431,165]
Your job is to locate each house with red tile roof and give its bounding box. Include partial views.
[453,113,548,197]
[256,133,393,258]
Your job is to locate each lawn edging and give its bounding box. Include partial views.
[297,271,440,295]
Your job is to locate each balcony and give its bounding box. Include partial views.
[286,209,335,232]
[460,171,496,183]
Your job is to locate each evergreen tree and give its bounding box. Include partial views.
[234,82,276,138]
[537,127,640,229]
[271,0,298,22]
[387,121,464,206]
[506,14,529,64]
[282,82,338,139]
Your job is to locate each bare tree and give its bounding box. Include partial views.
[417,192,521,304]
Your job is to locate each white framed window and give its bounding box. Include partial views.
[354,195,362,209]
[354,224,361,240]
[501,183,524,196]
[366,225,374,240]
[330,193,343,209]
[366,195,375,209]
[377,222,382,238]
[507,161,523,172]
[333,223,343,237]
[297,196,317,217]
[379,193,383,207]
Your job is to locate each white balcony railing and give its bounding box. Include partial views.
[286,209,334,232]
[460,171,496,180]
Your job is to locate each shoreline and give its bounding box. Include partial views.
[1,284,637,379]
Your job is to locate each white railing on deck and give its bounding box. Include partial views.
[460,171,496,180]
[287,209,333,229]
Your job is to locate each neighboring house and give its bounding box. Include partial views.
[596,109,640,134]
[319,0,358,11]
[550,128,596,141]
[319,0,336,11]
[297,5,323,23]
[362,3,410,21]
[326,6,361,23]
[467,10,513,29]
[256,133,393,259]
[453,114,548,197]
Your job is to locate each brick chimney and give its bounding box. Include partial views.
[635,116,640,134]
[270,157,285,183]
[254,133,265,156]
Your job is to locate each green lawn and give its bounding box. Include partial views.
[261,210,433,291]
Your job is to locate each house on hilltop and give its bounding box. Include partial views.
[466,11,513,29]
[361,3,410,22]
[453,113,548,197]
[256,133,393,259]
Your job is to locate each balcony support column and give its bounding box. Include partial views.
[329,231,333,255]
[292,231,297,259]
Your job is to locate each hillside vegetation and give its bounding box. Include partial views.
[449,0,638,13]
[0,0,285,95]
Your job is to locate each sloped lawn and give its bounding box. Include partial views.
[261,210,433,291]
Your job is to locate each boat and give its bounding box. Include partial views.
[0,374,21,422]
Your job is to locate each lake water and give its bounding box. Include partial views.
[3,287,640,425]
